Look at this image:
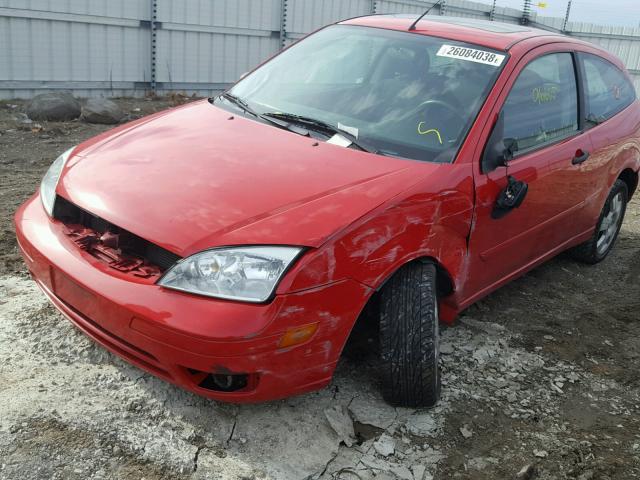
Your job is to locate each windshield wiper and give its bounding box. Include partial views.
[215,97,380,151]
[218,92,290,129]
[262,112,380,154]
[217,94,320,137]
[219,92,254,115]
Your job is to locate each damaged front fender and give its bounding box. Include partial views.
[279,163,475,319]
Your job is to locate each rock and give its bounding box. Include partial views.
[373,473,396,480]
[577,471,595,480]
[373,434,395,457]
[349,395,397,430]
[467,457,498,471]
[550,381,564,394]
[411,464,426,480]
[439,342,455,355]
[26,92,81,121]
[472,346,494,364]
[533,449,548,458]
[516,464,537,479]
[360,454,390,471]
[81,98,125,124]
[194,447,254,480]
[325,405,356,447]
[422,447,445,465]
[459,425,473,439]
[405,413,439,437]
[459,317,506,335]
[13,113,32,125]
[142,434,198,473]
[391,465,413,480]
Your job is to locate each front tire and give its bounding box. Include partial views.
[570,179,628,264]
[379,261,441,407]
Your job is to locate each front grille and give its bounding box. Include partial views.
[53,195,181,272]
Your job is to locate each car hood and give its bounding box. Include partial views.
[59,100,427,256]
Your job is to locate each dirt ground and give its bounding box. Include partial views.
[0,98,639,480]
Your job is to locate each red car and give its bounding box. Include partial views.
[15,15,639,407]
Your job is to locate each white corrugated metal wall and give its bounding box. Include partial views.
[1,0,639,99]
[154,0,281,97]
[0,0,150,98]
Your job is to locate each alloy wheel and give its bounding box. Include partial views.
[596,191,624,255]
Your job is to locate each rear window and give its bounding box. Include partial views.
[581,53,636,124]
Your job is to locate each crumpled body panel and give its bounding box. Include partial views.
[63,224,162,279]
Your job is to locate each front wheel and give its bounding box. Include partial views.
[570,179,628,264]
[379,262,441,407]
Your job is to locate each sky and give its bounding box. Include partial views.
[489,0,639,27]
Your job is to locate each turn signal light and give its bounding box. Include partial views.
[278,323,319,348]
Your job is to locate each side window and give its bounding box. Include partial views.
[581,53,636,124]
[502,53,579,152]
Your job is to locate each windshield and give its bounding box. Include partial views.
[226,25,506,163]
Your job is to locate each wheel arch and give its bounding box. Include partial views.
[375,255,455,298]
[348,254,456,343]
[618,167,638,200]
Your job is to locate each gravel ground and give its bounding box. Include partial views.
[0,98,639,480]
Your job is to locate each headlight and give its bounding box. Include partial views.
[41,146,75,216]
[158,246,303,302]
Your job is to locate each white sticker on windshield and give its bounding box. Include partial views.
[436,45,505,67]
[327,134,352,148]
[338,122,359,139]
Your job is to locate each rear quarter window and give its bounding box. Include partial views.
[581,53,637,124]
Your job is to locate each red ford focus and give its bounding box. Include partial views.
[15,15,639,407]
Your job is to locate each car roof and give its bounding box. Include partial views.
[340,14,569,51]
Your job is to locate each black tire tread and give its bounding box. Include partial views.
[379,262,440,408]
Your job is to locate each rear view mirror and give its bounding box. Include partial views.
[482,112,518,173]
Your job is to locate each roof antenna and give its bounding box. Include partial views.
[408,0,443,31]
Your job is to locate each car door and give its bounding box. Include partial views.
[464,47,591,300]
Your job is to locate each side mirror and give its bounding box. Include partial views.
[502,137,518,161]
[492,175,529,219]
[481,112,518,173]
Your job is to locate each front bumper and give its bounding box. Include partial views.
[14,194,371,402]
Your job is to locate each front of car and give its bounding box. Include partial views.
[15,21,505,402]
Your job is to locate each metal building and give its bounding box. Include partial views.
[1,0,639,99]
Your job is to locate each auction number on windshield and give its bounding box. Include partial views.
[436,45,505,67]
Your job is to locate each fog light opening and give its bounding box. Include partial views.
[199,373,249,392]
[213,374,234,390]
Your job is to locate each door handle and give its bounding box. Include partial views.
[572,149,590,165]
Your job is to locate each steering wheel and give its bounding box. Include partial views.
[415,99,467,147]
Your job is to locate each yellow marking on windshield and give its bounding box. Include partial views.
[417,122,443,144]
